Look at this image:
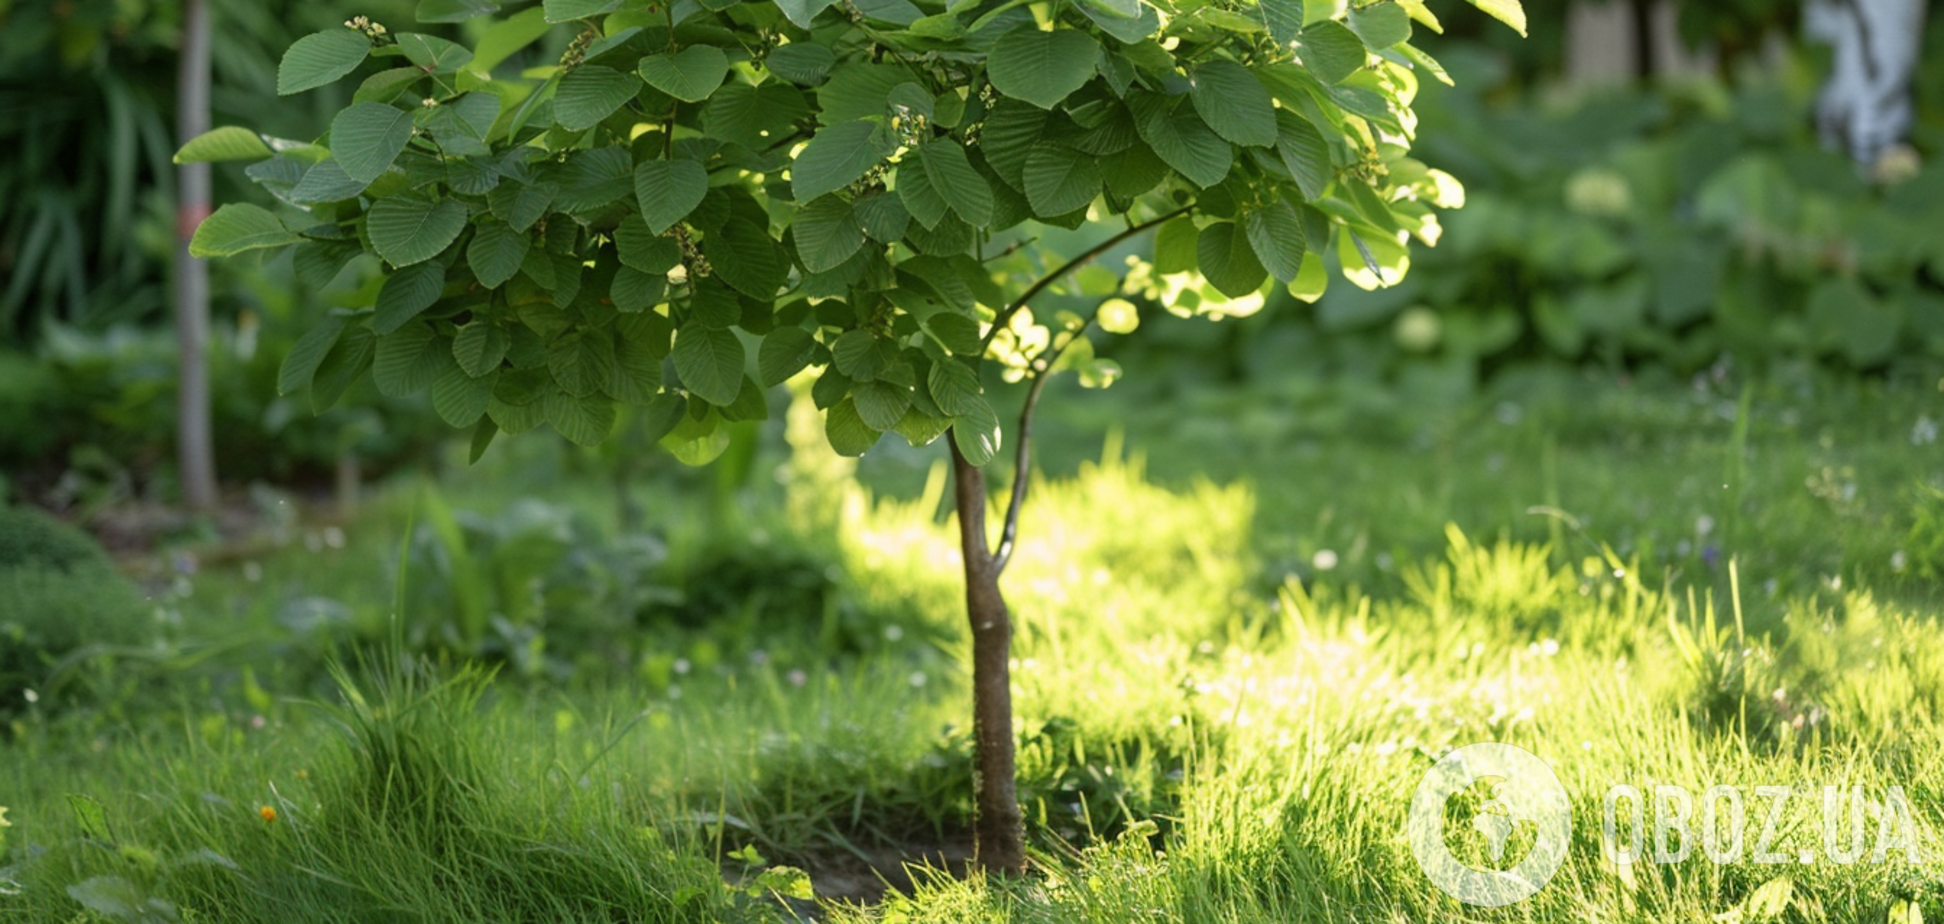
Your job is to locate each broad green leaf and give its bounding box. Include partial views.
[610,331,665,402]
[853,380,911,431]
[1242,200,1307,283]
[189,204,299,257]
[1465,0,1526,36]
[703,83,811,149]
[453,322,510,377]
[355,67,424,103]
[986,26,1101,110]
[329,102,414,183]
[544,0,622,21]
[634,159,710,234]
[1299,21,1367,84]
[1338,226,1407,289]
[794,197,866,273]
[278,29,371,96]
[289,160,369,203]
[373,323,451,397]
[547,330,617,397]
[759,326,817,386]
[545,390,617,445]
[278,315,347,394]
[898,161,952,230]
[1022,144,1102,217]
[489,181,555,231]
[855,190,910,242]
[395,33,473,73]
[977,101,1048,190]
[471,7,551,72]
[824,398,882,456]
[926,357,983,416]
[950,395,1000,465]
[893,406,952,448]
[773,0,839,29]
[638,46,729,103]
[312,328,376,412]
[611,266,668,312]
[432,363,496,426]
[672,323,745,405]
[1096,298,1138,334]
[791,120,895,202]
[367,197,469,267]
[815,63,907,125]
[467,219,530,288]
[830,329,884,380]
[617,216,682,272]
[918,142,994,227]
[417,0,500,23]
[553,147,635,212]
[1130,93,1231,188]
[373,262,447,334]
[1275,110,1333,200]
[1197,221,1268,298]
[923,312,982,355]
[1188,61,1277,147]
[766,42,836,84]
[554,65,642,131]
[707,219,786,298]
[1260,0,1303,46]
[1289,250,1328,302]
[1347,2,1411,48]
[174,126,272,164]
[1153,216,1199,274]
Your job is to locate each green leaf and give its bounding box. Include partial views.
[824,398,882,456]
[1465,0,1526,36]
[611,266,668,311]
[703,83,811,149]
[853,380,911,431]
[489,181,555,232]
[555,65,643,131]
[467,220,530,288]
[926,357,983,416]
[1130,93,1231,189]
[367,197,469,267]
[174,126,272,164]
[673,324,745,405]
[766,42,836,84]
[189,204,299,257]
[432,363,496,427]
[707,219,786,299]
[1197,221,1267,298]
[1188,61,1277,147]
[312,328,376,413]
[855,191,910,242]
[329,102,415,183]
[472,7,552,72]
[1299,21,1367,84]
[610,330,665,402]
[617,217,682,272]
[773,0,839,29]
[950,396,1000,465]
[545,390,617,446]
[918,142,994,227]
[986,26,1101,110]
[395,33,474,73]
[759,326,817,386]
[373,323,452,397]
[638,45,728,103]
[453,322,510,377]
[794,197,866,273]
[1337,226,1407,289]
[1260,0,1303,46]
[544,0,623,22]
[791,120,895,202]
[1096,297,1138,334]
[1743,877,1793,922]
[922,313,982,355]
[830,329,884,380]
[1153,216,1199,274]
[547,330,617,397]
[290,160,371,203]
[1347,2,1412,48]
[417,0,500,23]
[634,159,711,234]
[278,29,371,96]
[1275,110,1333,200]
[373,262,447,334]
[1242,200,1307,283]
[898,161,951,230]
[278,315,347,394]
[1021,143,1102,217]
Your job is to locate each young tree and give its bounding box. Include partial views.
[182,0,1522,873]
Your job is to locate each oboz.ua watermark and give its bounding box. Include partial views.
[1406,742,1926,907]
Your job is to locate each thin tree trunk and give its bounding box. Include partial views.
[1805,0,1927,165]
[950,440,1025,874]
[174,0,218,511]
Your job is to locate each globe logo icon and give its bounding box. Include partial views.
[1406,743,1573,906]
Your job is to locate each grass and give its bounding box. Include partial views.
[1,364,1941,922]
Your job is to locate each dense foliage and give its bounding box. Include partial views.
[0,506,156,714]
[186,0,1521,465]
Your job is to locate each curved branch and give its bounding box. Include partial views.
[980,204,1190,351]
[992,309,1099,575]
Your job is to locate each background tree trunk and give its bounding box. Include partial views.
[174,0,218,511]
[1805,0,1927,166]
[951,442,1026,874]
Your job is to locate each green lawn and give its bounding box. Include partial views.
[3,366,1941,922]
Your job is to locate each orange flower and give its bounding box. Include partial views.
[259,805,277,823]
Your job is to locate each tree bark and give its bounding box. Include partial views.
[174,0,218,511]
[950,440,1025,874]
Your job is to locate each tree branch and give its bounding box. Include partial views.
[993,303,1107,575]
[980,204,1190,352]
